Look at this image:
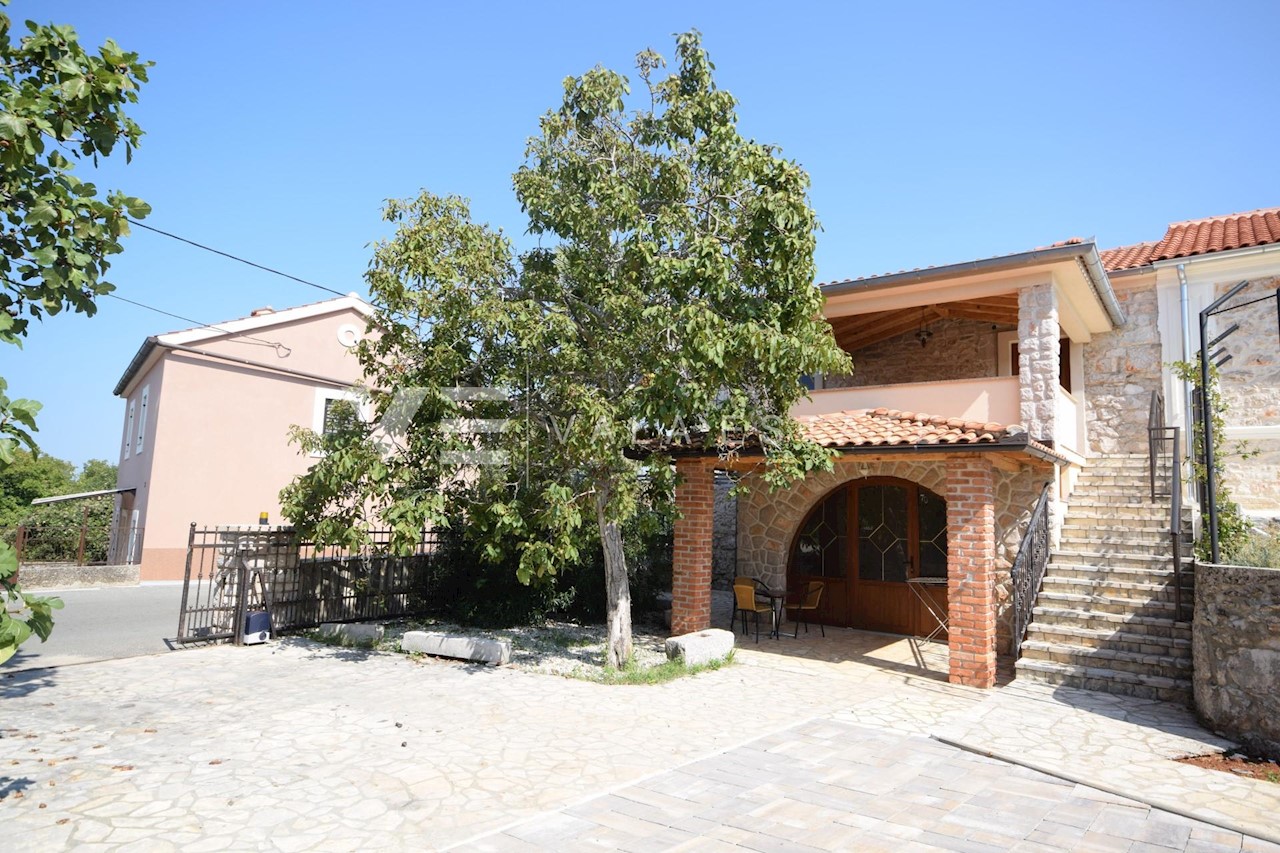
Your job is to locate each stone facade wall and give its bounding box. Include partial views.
[735,454,1049,654]
[1193,562,1280,759]
[1212,276,1280,516]
[1083,282,1163,456]
[711,471,737,590]
[1018,283,1060,443]
[824,318,1002,388]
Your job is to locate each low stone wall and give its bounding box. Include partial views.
[16,563,140,590]
[1193,562,1280,758]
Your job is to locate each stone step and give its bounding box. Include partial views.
[1046,563,1194,588]
[1051,549,1194,570]
[1061,511,1181,528]
[1059,527,1192,547]
[1014,658,1192,705]
[1074,472,1160,486]
[1039,576,1186,603]
[1071,486,1174,499]
[1066,496,1186,509]
[1018,640,1192,680]
[1023,623,1191,657]
[1055,538,1180,558]
[1035,591,1178,617]
[1030,605,1191,640]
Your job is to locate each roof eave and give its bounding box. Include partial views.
[113,336,159,397]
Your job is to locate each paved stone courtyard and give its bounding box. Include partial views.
[2,629,1277,851]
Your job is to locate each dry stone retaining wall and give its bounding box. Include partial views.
[1193,562,1280,759]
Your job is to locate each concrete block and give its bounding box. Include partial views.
[401,631,511,666]
[665,628,734,667]
[318,622,385,643]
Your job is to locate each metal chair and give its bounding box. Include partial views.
[790,580,825,638]
[733,582,775,643]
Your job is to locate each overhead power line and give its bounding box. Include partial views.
[105,293,291,354]
[127,218,348,298]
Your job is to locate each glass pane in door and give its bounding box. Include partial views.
[918,488,948,578]
[857,484,909,582]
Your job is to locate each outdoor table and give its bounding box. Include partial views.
[905,576,949,645]
[759,587,787,640]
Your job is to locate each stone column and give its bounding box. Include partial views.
[1017,282,1060,442]
[672,458,714,636]
[946,454,998,688]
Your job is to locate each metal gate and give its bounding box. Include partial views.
[175,524,439,645]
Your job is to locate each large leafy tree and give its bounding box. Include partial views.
[0,3,151,664]
[283,32,850,667]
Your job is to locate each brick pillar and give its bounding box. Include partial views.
[1017,282,1060,443]
[672,458,714,636]
[946,454,998,688]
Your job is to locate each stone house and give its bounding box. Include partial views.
[673,206,1280,694]
[111,295,373,581]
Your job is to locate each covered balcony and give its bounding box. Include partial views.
[800,243,1125,463]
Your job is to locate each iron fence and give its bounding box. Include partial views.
[175,525,442,645]
[4,519,143,566]
[1011,482,1052,658]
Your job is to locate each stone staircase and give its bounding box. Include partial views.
[1014,453,1195,704]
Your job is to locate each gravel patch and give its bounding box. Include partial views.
[310,617,672,680]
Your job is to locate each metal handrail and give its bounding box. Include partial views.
[1011,482,1052,658]
[1147,390,1187,621]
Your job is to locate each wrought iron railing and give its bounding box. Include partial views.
[1148,390,1187,621]
[1011,482,1052,658]
[176,525,441,645]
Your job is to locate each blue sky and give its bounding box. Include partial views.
[8,0,1279,467]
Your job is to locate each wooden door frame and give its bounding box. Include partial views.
[787,476,947,635]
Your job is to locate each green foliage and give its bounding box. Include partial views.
[588,649,734,685]
[426,501,672,628]
[0,449,117,528]
[1231,523,1280,569]
[0,5,150,660]
[282,32,849,667]
[1170,360,1254,561]
[0,530,63,664]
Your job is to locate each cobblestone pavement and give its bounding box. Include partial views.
[1,629,1276,851]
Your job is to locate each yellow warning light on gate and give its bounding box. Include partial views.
[259,512,269,525]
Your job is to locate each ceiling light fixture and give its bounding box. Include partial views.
[914,306,933,348]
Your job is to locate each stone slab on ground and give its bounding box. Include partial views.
[318,622,385,643]
[664,627,734,666]
[402,630,511,665]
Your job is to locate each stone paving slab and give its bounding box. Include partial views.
[1,628,1277,851]
[462,718,1278,853]
[933,680,1280,844]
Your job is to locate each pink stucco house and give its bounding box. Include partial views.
[112,295,373,580]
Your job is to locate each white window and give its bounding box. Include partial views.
[124,399,135,460]
[134,385,150,455]
[311,388,367,456]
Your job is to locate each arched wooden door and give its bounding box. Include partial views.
[788,477,948,637]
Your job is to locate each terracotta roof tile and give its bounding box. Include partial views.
[1099,241,1158,271]
[1101,207,1280,271]
[796,408,1019,449]
[1151,207,1280,262]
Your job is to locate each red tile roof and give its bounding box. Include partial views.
[796,408,1015,448]
[1099,242,1158,271]
[1101,207,1280,271]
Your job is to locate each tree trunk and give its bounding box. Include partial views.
[596,487,633,669]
